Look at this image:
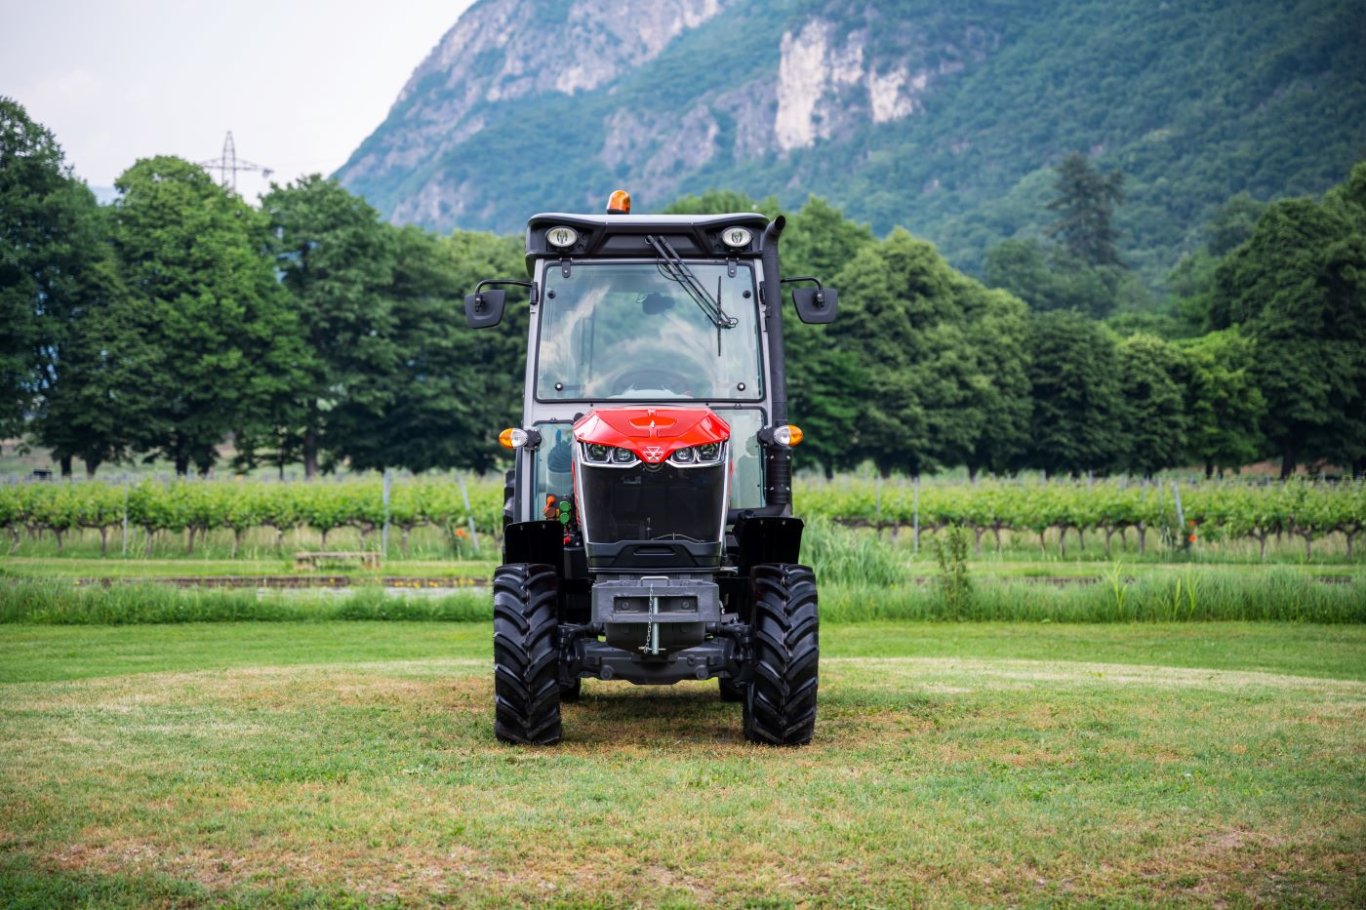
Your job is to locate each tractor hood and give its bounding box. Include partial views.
[573,407,730,465]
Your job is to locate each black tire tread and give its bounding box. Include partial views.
[492,563,562,745]
[743,564,818,746]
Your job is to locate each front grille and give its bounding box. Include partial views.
[578,461,726,547]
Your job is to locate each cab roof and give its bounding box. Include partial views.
[524,211,771,273]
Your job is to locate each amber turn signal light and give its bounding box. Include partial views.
[499,428,529,449]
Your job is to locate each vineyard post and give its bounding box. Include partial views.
[381,470,392,560]
[458,475,480,555]
[913,475,921,554]
[875,473,883,531]
[121,484,129,558]
[1172,482,1187,551]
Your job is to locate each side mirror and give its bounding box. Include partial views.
[464,289,506,328]
[792,286,838,324]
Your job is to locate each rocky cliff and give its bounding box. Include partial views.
[335,0,1366,279]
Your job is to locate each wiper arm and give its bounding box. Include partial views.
[645,234,737,329]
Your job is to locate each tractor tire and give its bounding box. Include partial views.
[493,563,562,745]
[743,564,818,746]
[718,677,746,702]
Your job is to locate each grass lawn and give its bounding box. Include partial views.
[1,621,1363,907]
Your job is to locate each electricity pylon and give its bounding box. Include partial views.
[198,131,272,192]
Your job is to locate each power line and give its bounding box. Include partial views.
[198,131,272,192]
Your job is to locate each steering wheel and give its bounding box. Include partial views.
[607,367,696,397]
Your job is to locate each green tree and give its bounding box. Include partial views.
[663,189,780,219]
[1211,177,1366,477]
[333,226,527,473]
[783,197,875,476]
[27,209,135,477]
[0,98,103,446]
[259,175,398,476]
[832,230,1031,476]
[108,156,302,475]
[1168,192,1271,334]
[782,196,875,281]
[1206,192,1268,257]
[1178,328,1266,475]
[961,286,1032,477]
[1114,334,1188,477]
[1020,310,1125,476]
[1045,153,1125,269]
[984,237,1116,317]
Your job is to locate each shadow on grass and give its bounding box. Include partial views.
[550,678,950,749]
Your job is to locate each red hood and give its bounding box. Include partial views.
[573,407,730,465]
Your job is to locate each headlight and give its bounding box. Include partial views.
[581,442,639,467]
[667,442,725,467]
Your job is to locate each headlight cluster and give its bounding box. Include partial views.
[582,443,640,467]
[667,443,724,467]
[579,441,725,468]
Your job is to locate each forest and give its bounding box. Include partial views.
[3,97,1364,482]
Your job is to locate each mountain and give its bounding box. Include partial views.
[334,0,1366,282]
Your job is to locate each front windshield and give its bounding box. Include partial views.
[537,262,763,401]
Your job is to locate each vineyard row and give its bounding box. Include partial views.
[2,476,1363,558]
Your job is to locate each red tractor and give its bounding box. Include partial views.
[465,191,837,745]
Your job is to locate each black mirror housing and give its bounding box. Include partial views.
[792,286,838,324]
[465,289,507,328]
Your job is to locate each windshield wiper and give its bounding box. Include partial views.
[645,235,738,329]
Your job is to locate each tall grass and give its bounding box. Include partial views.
[801,518,906,586]
[819,568,1366,623]
[0,581,490,625]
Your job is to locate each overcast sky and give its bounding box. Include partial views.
[1,0,474,202]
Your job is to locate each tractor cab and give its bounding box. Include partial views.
[466,191,837,746]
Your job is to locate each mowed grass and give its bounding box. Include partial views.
[1,623,1363,908]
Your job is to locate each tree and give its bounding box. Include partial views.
[1178,329,1266,475]
[1206,192,1268,258]
[960,287,1032,477]
[984,237,1116,317]
[1211,180,1366,477]
[663,189,780,219]
[0,98,99,444]
[831,229,1032,477]
[27,207,136,477]
[1168,192,1271,334]
[1114,334,1188,477]
[331,226,527,473]
[1019,310,1125,476]
[783,196,874,281]
[108,156,302,475]
[259,175,398,476]
[783,197,875,476]
[1045,152,1125,269]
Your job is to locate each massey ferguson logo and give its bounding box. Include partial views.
[642,446,665,462]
